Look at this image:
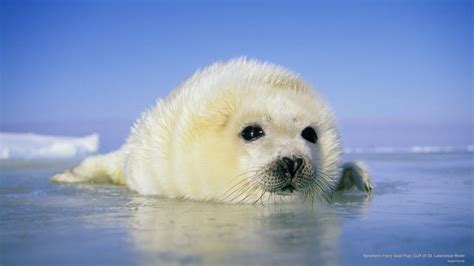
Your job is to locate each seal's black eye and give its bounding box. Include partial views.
[301,126,318,143]
[241,125,265,141]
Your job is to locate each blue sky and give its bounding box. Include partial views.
[1,0,472,150]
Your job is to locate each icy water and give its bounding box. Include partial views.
[1,152,473,266]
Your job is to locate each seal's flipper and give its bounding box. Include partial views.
[336,161,373,192]
[50,150,126,185]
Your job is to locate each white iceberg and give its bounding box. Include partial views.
[0,132,99,160]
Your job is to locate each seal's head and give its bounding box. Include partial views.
[178,59,342,203]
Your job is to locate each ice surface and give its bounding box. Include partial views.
[0,151,472,265]
[0,132,99,160]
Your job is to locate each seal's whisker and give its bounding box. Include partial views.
[310,177,325,195]
[304,171,334,204]
[230,181,260,203]
[238,184,260,203]
[303,189,311,203]
[315,181,333,203]
[220,169,261,201]
[310,186,319,204]
[221,176,255,201]
[226,169,260,185]
[228,169,261,182]
[225,181,254,202]
[315,170,332,178]
[253,189,266,205]
[303,186,313,203]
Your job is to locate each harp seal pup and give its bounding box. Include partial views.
[51,58,373,203]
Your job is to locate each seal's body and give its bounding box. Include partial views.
[52,58,372,203]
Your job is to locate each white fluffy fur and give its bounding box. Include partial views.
[51,58,367,203]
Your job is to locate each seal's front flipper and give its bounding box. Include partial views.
[336,161,373,192]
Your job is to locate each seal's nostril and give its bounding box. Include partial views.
[282,157,294,176]
[282,157,303,177]
[294,158,303,173]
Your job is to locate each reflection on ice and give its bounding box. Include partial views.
[120,196,371,266]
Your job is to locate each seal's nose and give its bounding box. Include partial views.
[282,157,304,178]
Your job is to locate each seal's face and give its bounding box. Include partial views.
[238,122,320,195]
[210,83,341,203]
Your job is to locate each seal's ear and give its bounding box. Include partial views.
[185,89,237,142]
[201,89,238,128]
[335,161,373,192]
